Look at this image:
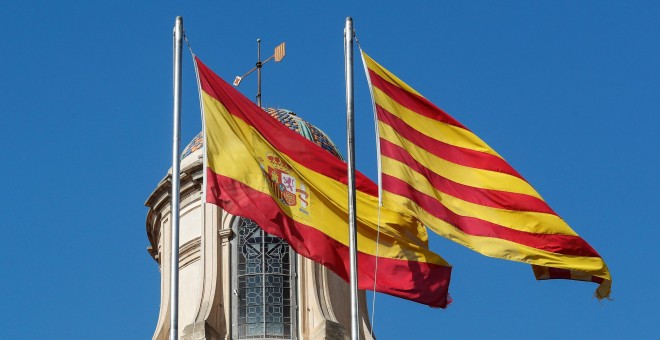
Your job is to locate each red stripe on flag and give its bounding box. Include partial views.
[542,268,604,284]
[378,106,525,179]
[383,174,601,258]
[196,57,378,197]
[547,267,573,280]
[206,168,452,308]
[368,68,467,129]
[381,139,555,215]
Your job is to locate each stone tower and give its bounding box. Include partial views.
[145,108,374,340]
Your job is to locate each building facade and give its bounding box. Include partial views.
[145,109,374,340]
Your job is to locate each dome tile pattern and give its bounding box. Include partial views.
[181,108,343,160]
[180,132,204,160]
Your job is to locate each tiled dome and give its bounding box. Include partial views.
[181,108,343,160]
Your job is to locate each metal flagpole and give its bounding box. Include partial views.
[256,38,262,107]
[344,16,359,340]
[170,15,183,340]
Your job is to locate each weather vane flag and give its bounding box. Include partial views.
[233,39,286,107]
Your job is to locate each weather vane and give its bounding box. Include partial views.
[233,39,286,107]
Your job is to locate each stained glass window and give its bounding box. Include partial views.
[232,217,296,339]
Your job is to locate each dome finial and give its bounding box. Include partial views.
[232,40,287,108]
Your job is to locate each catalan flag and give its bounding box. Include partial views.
[361,51,612,299]
[195,57,453,307]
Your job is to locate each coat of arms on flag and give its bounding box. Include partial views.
[259,152,311,218]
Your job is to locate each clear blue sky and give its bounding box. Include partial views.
[1,1,658,339]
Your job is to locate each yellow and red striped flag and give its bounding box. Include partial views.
[361,51,612,299]
[195,57,453,307]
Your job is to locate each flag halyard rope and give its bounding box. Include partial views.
[354,29,382,338]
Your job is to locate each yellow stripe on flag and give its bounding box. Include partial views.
[374,87,502,158]
[363,52,423,97]
[379,123,543,199]
[382,156,577,235]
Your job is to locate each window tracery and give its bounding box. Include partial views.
[232,217,296,339]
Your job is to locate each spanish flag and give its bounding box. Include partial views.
[195,57,453,307]
[361,51,612,299]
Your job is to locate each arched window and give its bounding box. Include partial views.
[232,217,297,339]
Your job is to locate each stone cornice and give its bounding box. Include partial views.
[217,229,233,240]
